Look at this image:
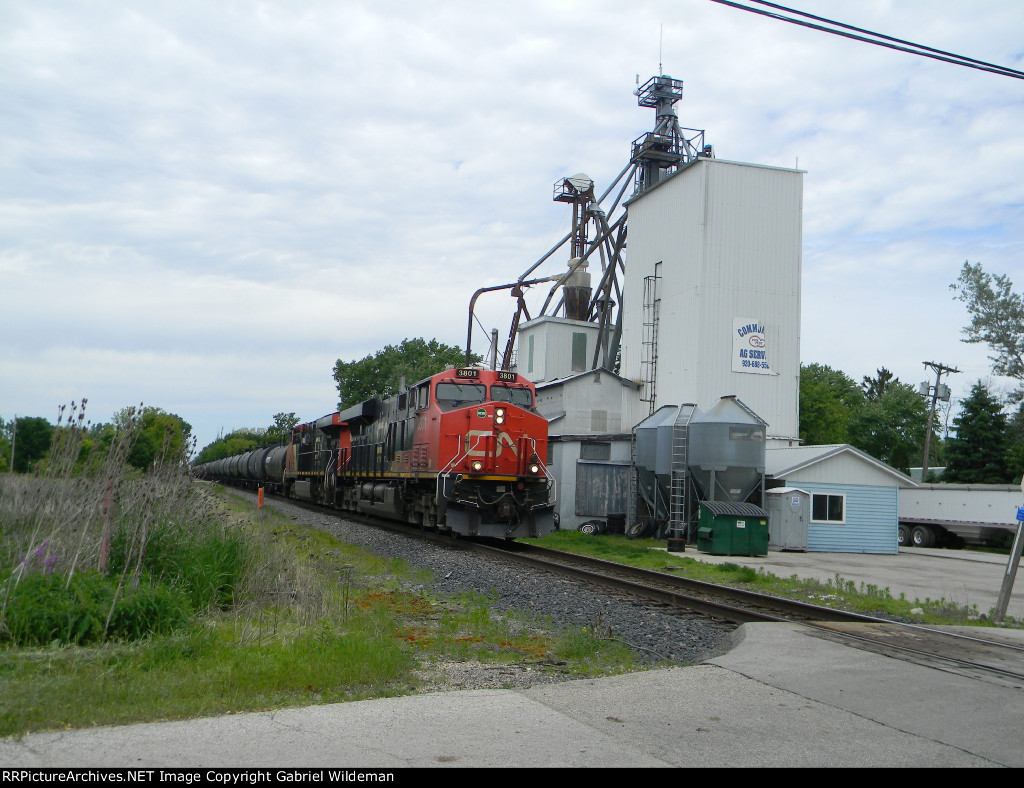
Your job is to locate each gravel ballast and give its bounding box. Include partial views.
[259,495,736,683]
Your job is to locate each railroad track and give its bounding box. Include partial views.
[236,487,1024,688]
[469,540,1024,688]
[476,539,877,624]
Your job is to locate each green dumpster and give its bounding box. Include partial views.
[696,501,769,556]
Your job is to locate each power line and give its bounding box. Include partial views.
[708,0,1024,81]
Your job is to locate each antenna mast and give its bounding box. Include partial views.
[659,23,663,75]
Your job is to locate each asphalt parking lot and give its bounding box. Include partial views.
[677,544,1024,620]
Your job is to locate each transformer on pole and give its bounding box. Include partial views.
[920,360,960,478]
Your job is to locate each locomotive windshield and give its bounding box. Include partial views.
[490,384,533,409]
[435,382,487,409]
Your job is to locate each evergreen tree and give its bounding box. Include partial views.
[943,381,1009,483]
[1005,403,1024,483]
[862,367,898,402]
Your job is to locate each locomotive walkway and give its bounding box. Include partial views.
[4,547,1024,768]
[3,621,1022,768]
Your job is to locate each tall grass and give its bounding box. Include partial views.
[0,411,643,735]
[0,401,233,645]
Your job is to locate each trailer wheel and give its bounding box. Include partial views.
[897,524,912,548]
[911,526,935,549]
[626,518,655,540]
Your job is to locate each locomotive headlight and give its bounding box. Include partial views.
[529,463,540,475]
[471,460,484,472]
[494,407,506,425]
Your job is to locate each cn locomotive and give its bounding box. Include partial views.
[196,367,556,538]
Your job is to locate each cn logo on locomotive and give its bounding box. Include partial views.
[464,430,519,457]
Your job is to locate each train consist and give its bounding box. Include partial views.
[195,367,556,538]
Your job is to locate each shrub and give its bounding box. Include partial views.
[0,571,192,647]
[107,520,246,611]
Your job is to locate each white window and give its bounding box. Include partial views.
[811,493,845,524]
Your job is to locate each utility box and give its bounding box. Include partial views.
[765,487,809,551]
[697,501,769,556]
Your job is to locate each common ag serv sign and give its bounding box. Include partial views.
[733,318,770,375]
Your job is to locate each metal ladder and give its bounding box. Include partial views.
[640,272,661,416]
[627,426,639,532]
[669,404,695,541]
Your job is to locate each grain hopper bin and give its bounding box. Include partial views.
[686,395,767,506]
[630,396,766,543]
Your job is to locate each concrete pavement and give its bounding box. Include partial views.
[2,622,1021,768]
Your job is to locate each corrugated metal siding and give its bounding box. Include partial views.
[793,481,898,554]
[899,484,1023,526]
[622,159,802,438]
[575,461,630,516]
[785,453,913,487]
[538,371,629,434]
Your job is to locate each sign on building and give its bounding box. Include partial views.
[733,318,770,375]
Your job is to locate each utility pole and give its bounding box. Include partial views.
[8,415,15,473]
[920,361,960,479]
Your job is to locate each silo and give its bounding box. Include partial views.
[687,395,766,505]
[631,396,766,542]
[631,403,698,539]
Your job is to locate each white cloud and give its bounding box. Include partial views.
[3,0,1024,449]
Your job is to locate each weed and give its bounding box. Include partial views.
[535,532,1023,629]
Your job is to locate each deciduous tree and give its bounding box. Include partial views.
[799,363,863,445]
[951,261,1024,400]
[268,412,299,444]
[113,407,193,470]
[5,416,52,473]
[333,338,478,411]
[848,383,929,473]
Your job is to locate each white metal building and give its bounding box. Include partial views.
[533,367,642,531]
[620,157,803,442]
[518,316,602,384]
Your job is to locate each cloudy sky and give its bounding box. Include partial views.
[2,0,1023,452]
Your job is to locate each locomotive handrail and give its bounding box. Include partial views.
[519,436,557,507]
[436,433,487,503]
[322,448,337,499]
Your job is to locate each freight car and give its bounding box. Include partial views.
[196,367,556,539]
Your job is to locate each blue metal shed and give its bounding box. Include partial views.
[765,444,917,555]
